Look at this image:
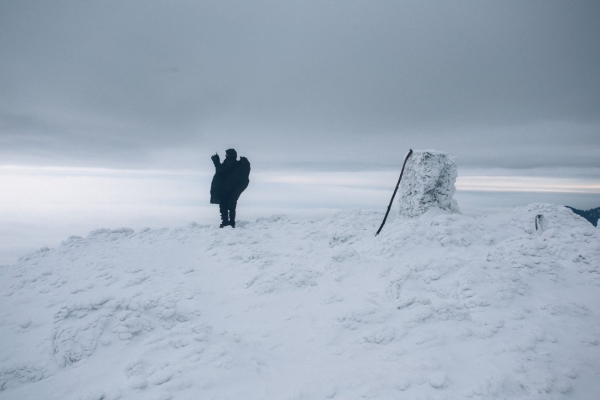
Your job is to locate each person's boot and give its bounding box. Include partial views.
[220,210,229,228]
[229,209,236,228]
[219,204,229,228]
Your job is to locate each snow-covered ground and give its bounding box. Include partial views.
[1,203,599,400]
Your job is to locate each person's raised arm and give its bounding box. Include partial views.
[211,153,221,169]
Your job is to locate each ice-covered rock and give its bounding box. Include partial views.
[398,150,460,217]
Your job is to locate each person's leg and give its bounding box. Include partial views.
[219,203,229,227]
[229,200,237,228]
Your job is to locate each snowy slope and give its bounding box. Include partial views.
[1,204,599,400]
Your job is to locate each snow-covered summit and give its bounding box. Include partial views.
[398,150,460,218]
[1,203,599,399]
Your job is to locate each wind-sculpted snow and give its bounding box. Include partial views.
[398,150,460,217]
[1,204,599,399]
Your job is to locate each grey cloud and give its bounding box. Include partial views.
[1,0,599,170]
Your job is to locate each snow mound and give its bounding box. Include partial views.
[1,204,599,399]
[398,150,460,217]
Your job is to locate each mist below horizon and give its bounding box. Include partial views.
[1,165,598,265]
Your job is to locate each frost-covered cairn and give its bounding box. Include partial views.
[398,150,460,217]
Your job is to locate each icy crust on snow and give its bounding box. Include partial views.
[1,204,600,399]
[398,150,460,217]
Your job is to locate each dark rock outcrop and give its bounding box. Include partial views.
[566,206,600,227]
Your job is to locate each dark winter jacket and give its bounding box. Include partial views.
[210,155,250,204]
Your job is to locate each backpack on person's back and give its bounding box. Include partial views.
[237,156,251,182]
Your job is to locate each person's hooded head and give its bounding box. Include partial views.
[225,149,237,160]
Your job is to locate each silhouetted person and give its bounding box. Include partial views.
[210,149,250,228]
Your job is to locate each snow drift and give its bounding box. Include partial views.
[1,204,599,400]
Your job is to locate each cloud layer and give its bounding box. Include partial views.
[1,0,599,171]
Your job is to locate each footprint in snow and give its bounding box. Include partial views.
[429,372,448,389]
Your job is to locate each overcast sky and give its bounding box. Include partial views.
[1,0,599,172]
